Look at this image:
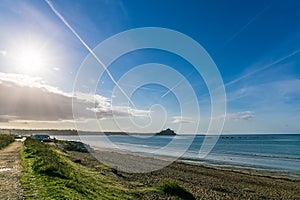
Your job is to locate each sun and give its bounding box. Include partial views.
[15,46,47,75]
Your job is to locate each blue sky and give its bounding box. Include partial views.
[0,0,299,133]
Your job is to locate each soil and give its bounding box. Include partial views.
[0,141,24,200]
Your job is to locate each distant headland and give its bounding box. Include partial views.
[0,128,177,136]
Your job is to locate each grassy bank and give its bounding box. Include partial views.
[21,138,134,199]
[20,138,194,199]
[19,138,300,199]
[0,134,15,149]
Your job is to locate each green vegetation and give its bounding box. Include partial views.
[156,181,195,200]
[55,140,91,153]
[0,134,15,149]
[21,138,194,199]
[15,135,300,200]
[21,138,133,199]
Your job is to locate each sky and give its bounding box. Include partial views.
[0,0,299,133]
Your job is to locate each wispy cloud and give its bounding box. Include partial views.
[171,116,194,124]
[225,49,300,88]
[227,78,300,106]
[218,111,254,121]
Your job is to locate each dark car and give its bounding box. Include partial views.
[31,134,53,142]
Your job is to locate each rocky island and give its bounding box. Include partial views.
[156,128,176,136]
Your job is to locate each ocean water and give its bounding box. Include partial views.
[55,134,300,176]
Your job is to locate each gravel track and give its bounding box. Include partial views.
[0,141,24,200]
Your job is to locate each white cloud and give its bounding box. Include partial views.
[74,92,149,119]
[227,79,300,107]
[0,73,64,93]
[0,73,148,123]
[171,116,194,124]
[223,111,254,121]
[87,106,150,118]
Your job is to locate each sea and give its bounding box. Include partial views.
[55,134,300,177]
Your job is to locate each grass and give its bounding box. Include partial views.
[0,134,15,149]
[21,138,133,199]
[20,138,194,200]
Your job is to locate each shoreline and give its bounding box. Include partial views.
[68,148,300,199]
[89,145,300,179]
[179,157,300,179]
[51,133,300,178]
[177,159,300,181]
[14,136,300,199]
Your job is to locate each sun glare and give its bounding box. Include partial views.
[15,46,46,75]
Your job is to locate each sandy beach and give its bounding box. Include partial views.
[67,149,300,200]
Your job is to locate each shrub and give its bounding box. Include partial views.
[55,140,91,152]
[0,134,15,149]
[157,181,195,200]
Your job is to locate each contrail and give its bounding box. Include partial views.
[160,5,271,99]
[161,77,186,98]
[181,48,300,106]
[119,83,164,92]
[44,0,135,107]
[223,4,271,47]
[161,72,193,98]
[225,48,300,87]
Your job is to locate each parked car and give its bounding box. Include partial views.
[31,134,53,142]
[15,135,23,139]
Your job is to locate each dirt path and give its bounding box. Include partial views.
[0,141,24,200]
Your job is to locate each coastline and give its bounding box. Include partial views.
[178,159,300,181]
[16,136,300,199]
[91,146,300,179]
[68,148,300,199]
[53,134,300,178]
[179,157,300,179]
